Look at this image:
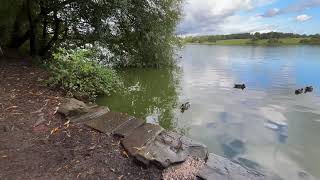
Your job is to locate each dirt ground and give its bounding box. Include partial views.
[0,56,162,180]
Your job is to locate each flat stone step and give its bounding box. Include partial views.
[69,106,110,123]
[113,117,145,138]
[134,131,208,168]
[197,153,282,180]
[85,112,134,135]
[121,123,164,156]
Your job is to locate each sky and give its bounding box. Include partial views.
[177,0,320,36]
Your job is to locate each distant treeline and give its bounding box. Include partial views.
[184,32,320,44]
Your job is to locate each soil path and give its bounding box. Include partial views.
[0,57,161,179]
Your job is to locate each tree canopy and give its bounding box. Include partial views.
[0,0,182,67]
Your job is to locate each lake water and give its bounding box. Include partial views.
[97,45,320,179]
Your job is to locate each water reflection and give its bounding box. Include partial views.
[97,68,180,130]
[98,45,320,179]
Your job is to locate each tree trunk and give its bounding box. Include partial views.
[39,10,60,56]
[27,0,37,55]
[8,2,29,48]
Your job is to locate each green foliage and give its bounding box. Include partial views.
[300,37,320,44]
[184,32,313,44]
[46,48,122,100]
[267,38,282,45]
[0,0,182,67]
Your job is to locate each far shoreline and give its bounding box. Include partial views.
[184,38,320,46]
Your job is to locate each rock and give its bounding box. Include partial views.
[58,98,96,117]
[197,153,282,180]
[221,138,246,158]
[113,117,145,138]
[235,157,261,171]
[85,112,139,135]
[69,106,110,123]
[134,131,208,168]
[121,123,164,156]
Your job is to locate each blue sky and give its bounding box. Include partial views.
[178,0,320,35]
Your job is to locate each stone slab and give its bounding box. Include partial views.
[134,131,208,168]
[58,98,93,116]
[121,123,164,156]
[197,153,282,180]
[85,112,133,135]
[69,106,110,123]
[112,117,145,138]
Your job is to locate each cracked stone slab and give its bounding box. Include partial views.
[121,123,164,156]
[85,112,135,135]
[197,153,282,180]
[69,106,110,123]
[134,131,208,168]
[112,117,145,138]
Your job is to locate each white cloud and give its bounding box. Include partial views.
[259,8,280,17]
[261,0,320,18]
[177,0,276,35]
[296,14,312,22]
[215,15,276,34]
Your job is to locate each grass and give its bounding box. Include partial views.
[189,38,310,46]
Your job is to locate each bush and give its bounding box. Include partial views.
[267,38,282,44]
[46,48,122,101]
[300,38,320,44]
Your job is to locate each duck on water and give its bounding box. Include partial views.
[305,86,313,93]
[295,86,314,95]
[234,84,246,90]
[180,102,190,113]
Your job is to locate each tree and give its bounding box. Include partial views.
[0,0,182,67]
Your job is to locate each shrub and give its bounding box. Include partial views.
[267,38,282,44]
[46,48,122,101]
[300,38,320,44]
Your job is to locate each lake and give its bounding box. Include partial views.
[97,45,320,179]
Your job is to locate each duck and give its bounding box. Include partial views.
[234,84,246,90]
[180,102,190,113]
[304,86,313,93]
[295,88,304,95]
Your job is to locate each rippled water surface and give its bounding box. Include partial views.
[98,45,320,179]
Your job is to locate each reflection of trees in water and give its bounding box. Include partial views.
[97,67,182,130]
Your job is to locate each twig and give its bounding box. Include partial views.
[32,100,49,114]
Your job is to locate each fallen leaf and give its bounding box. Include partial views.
[64,120,70,126]
[112,141,121,146]
[50,127,59,134]
[118,175,124,180]
[56,167,62,172]
[89,145,96,150]
[110,168,115,172]
[10,113,23,115]
[77,173,81,178]
[122,151,129,158]
[53,107,59,114]
[2,155,8,158]
[5,106,18,111]
[65,131,71,137]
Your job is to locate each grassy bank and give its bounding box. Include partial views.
[187,38,315,46]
